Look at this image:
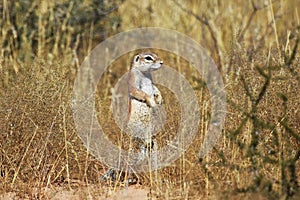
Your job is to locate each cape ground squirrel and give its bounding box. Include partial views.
[126,52,164,144]
[101,52,164,181]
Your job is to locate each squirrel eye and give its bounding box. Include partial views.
[145,56,154,61]
[135,55,140,62]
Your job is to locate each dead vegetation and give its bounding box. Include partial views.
[1,0,300,199]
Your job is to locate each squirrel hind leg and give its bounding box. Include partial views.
[101,168,139,185]
[100,168,117,182]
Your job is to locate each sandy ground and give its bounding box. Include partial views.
[0,185,150,200]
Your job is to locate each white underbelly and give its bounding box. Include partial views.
[126,99,166,142]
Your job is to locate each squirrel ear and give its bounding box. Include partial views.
[135,55,140,62]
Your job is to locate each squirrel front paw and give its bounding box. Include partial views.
[145,93,162,107]
[154,93,163,105]
[146,97,157,107]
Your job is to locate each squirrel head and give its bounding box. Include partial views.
[131,52,163,72]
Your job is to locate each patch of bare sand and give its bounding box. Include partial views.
[0,185,150,200]
[103,186,149,200]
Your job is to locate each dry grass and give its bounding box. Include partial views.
[1,0,300,199]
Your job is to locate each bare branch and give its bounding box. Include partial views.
[171,0,222,69]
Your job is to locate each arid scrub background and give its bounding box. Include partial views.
[1,0,300,199]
